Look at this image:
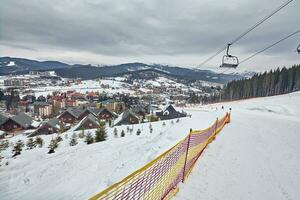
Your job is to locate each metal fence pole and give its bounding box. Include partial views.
[182,129,192,183]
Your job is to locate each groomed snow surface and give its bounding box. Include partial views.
[1,92,300,200]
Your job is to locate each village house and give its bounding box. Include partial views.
[29,118,62,137]
[74,114,100,131]
[114,110,139,126]
[58,108,83,124]
[97,99,124,113]
[97,107,118,121]
[66,99,78,107]
[51,96,66,110]
[156,104,187,120]
[33,101,53,118]
[0,113,38,133]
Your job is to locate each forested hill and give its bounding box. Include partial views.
[210,64,300,102]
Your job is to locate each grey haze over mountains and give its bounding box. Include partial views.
[0,57,245,83]
[1,0,299,71]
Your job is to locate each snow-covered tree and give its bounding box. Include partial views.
[129,127,133,134]
[26,138,36,150]
[35,137,44,148]
[126,126,130,133]
[121,130,125,137]
[95,121,107,142]
[0,140,9,152]
[136,129,141,135]
[171,120,174,125]
[176,118,180,123]
[69,133,78,146]
[85,132,94,144]
[162,121,166,126]
[64,134,69,140]
[48,138,59,154]
[114,128,118,137]
[56,135,63,142]
[12,140,24,157]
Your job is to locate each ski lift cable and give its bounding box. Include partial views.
[240,29,300,64]
[196,0,294,68]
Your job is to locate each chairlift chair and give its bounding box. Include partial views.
[220,43,239,68]
[297,44,300,54]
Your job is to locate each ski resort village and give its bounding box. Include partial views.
[1,0,300,199]
[0,62,299,200]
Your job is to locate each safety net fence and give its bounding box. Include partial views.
[90,112,231,200]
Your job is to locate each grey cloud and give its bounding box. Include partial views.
[0,0,299,58]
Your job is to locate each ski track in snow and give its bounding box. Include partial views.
[175,92,300,200]
[1,92,300,199]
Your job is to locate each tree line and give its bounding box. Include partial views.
[207,64,300,103]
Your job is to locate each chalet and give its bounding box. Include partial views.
[0,113,36,132]
[156,104,187,120]
[58,108,83,124]
[29,118,62,137]
[114,110,139,126]
[97,107,118,121]
[74,114,100,131]
[131,104,148,117]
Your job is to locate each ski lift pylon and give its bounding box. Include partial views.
[220,43,239,68]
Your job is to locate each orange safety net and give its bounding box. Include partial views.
[90,112,231,200]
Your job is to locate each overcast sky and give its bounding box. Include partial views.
[1,0,299,72]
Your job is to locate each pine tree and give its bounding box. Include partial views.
[35,137,44,148]
[162,121,166,126]
[126,126,130,133]
[12,140,24,157]
[26,138,36,150]
[85,132,94,144]
[176,118,180,123]
[121,130,125,137]
[171,120,174,125]
[136,129,141,135]
[69,133,78,146]
[48,138,59,154]
[56,135,63,142]
[114,128,118,137]
[0,140,9,152]
[149,124,153,133]
[95,121,107,142]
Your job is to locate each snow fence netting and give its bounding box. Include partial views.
[90,112,231,200]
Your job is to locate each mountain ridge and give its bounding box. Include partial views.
[0,56,244,83]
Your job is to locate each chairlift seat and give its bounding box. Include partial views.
[220,54,239,68]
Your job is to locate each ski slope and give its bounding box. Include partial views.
[175,92,300,200]
[0,92,299,200]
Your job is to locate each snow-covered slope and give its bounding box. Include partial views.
[175,92,300,200]
[1,92,299,200]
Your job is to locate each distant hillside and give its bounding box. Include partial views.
[0,57,243,84]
